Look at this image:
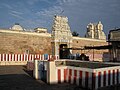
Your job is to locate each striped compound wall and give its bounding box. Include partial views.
[33,60,120,89]
[56,65,120,90]
[0,54,59,61]
[0,54,59,65]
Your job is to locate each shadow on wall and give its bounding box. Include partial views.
[102,52,110,62]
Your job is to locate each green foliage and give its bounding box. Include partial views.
[72,31,79,36]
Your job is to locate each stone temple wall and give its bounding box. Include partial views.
[0,30,52,54]
[0,29,108,55]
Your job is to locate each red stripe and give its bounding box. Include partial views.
[68,76,71,83]
[4,54,6,61]
[58,69,61,83]
[22,54,24,61]
[85,72,89,88]
[31,54,32,61]
[19,54,21,61]
[103,71,106,86]
[41,55,43,60]
[10,54,12,61]
[64,69,67,82]
[68,69,72,83]
[92,73,96,90]
[98,72,101,87]
[69,69,72,75]
[27,54,29,61]
[113,70,115,85]
[79,71,82,86]
[74,70,77,84]
[57,56,59,59]
[108,70,111,85]
[14,54,15,61]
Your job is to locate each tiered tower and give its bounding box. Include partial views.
[85,21,106,40]
[51,15,72,59]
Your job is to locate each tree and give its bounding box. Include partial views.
[72,31,79,36]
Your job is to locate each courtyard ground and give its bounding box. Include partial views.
[0,65,120,90]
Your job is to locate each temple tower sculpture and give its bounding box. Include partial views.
[51,15,72,59]
[85,21,106,40]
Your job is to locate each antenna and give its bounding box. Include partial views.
[59,10,64,15]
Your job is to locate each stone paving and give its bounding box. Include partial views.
[0,65,83,90]
[0,65,120,90]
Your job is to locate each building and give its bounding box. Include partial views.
[51,15,72,59]
[34,27,47,33]
[108,28,120,61]
[10,23,24,31]
[0,16,108,61]
[85,21,106,40]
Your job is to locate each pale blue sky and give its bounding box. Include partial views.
[0,0,120,37]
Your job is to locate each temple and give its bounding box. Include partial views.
[51,15,72,59]
[85,21,106,40]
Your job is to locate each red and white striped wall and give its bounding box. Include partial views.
[0,54,59,61]
[56,66,120,90]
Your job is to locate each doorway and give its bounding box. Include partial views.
[59,44,70,59]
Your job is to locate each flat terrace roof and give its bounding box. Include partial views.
[55,60,119,69]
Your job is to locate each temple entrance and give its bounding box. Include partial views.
[59,44,70,59]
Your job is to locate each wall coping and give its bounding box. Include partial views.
[73,37,107,42]
[0,29,51,37]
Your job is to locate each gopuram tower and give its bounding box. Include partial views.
[85,21,106,40]
[51,15,72,59]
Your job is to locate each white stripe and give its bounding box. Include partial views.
[71,69,74,84]
[35,55,37,59]
[76,70,79,85]
[26,54,28,61]
[42,55,44,60]
[88,72,92,89]
[0,54,1,61]
[5,54,9,61]
[2,54,4,61]
[66,69,69,83]
[39,55,41,60]
[32,55,34,61]
[15,54,17,61]
[56,69,58,82]
[18,54,20,61]
[95,72,98,89]
[110,70,113,85]
[119,69,120,84]
[82,71,85,87]
[115,69,117,84]
[101,71,103,87]
[29,54,31,61]
[106,70,108,86]
[61,69,64,82]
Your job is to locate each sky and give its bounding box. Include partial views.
[0,0,120,37]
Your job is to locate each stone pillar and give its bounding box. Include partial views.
[33,60,39,79]
[47,61,57,84]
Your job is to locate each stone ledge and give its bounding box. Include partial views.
[0,61,27,65]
